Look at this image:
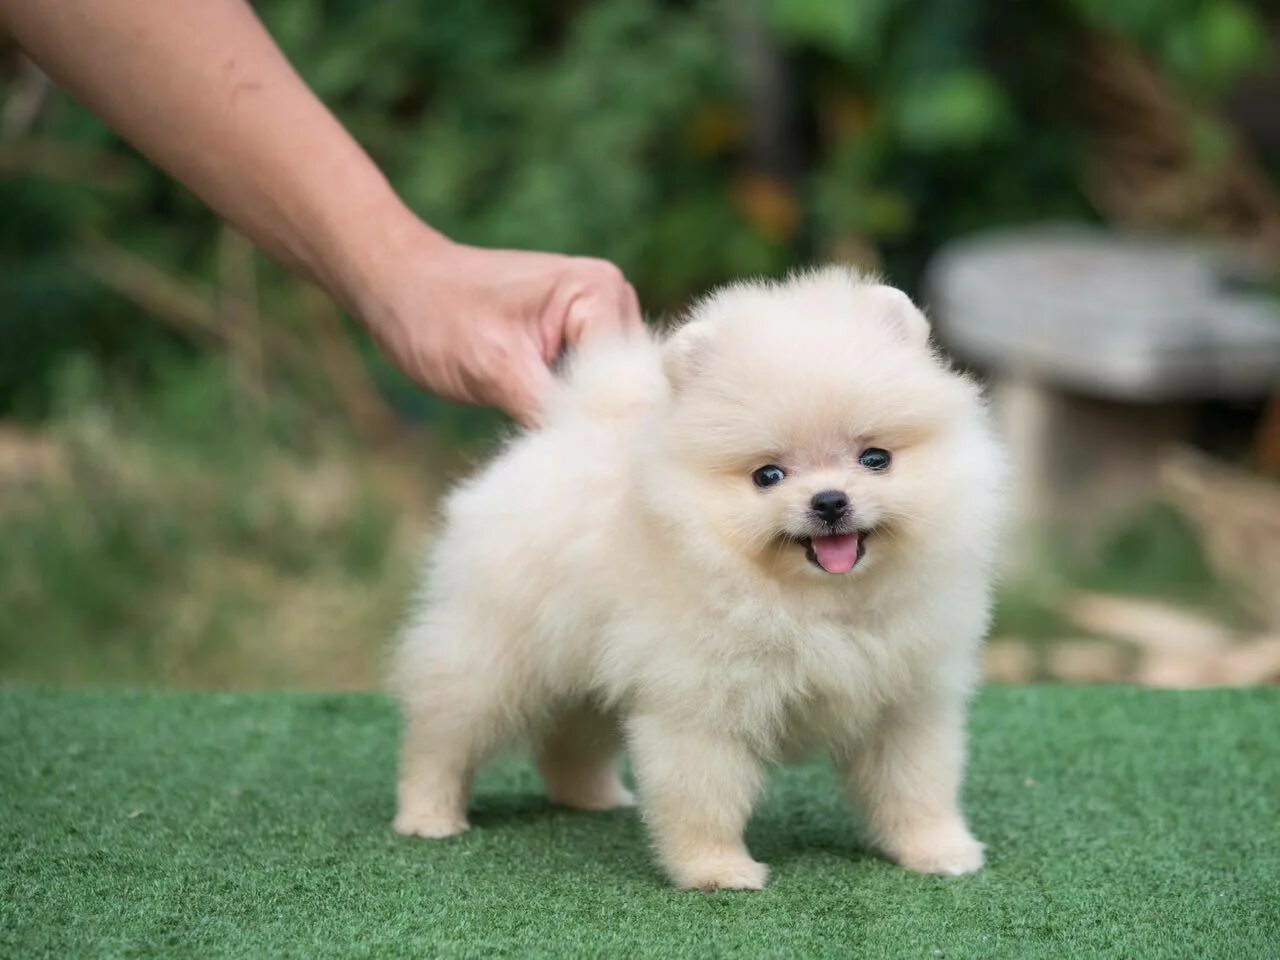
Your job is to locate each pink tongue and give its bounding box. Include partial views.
[812,533,861,573]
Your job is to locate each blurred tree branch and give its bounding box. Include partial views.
[76,234,400,444]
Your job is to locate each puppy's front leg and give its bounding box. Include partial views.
[628,714,767,891]
[839,694,984,876]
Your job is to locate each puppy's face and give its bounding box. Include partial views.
[737,445,904,578]
[648,272,999,585]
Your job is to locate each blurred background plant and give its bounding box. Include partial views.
[2,0,1278,688]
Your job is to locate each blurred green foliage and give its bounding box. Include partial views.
[0,354,411,687]
[2,0,1274,687]
[3,0,1274,428]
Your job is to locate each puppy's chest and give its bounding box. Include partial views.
[716,615,920,745]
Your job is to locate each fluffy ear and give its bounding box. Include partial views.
[662,320,713,392]
[854,284,931,347]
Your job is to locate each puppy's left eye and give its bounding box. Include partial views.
[752,465,786,488]
[858,448,892,471]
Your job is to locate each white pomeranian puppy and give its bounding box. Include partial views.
[392,267,1005,891]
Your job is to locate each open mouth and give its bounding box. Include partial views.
[805,533,866,574]
[786,530,871,574]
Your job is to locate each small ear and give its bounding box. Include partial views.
[662,320,712,392]
[854,284,931,346]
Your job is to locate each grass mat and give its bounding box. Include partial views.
[3,687,1277,958]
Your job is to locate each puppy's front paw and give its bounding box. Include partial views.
[393,809,470,839]
[889,826,985,876]
[672,855,769,892]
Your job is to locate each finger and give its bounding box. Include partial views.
[619,281,644,329]
[563,291,628,346]
[540,265,640,361]
[538,301,565,366]
[538,276,581,365]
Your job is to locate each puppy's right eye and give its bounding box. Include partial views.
[752,465,786,488]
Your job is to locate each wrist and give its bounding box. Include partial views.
[307,186,452,328]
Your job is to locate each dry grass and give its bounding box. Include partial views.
[0,355,454,690]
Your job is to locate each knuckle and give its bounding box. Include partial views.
[485,342,515,372]
[577,257,626,288]
[566,298,606,331]
[474,331,514,373]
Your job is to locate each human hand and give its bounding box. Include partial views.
[352,224,643,426]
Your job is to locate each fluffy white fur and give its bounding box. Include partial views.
[393,267,1005,891]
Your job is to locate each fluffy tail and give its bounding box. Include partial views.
[542,330,667,424]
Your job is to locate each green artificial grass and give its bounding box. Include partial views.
[2,687,1277,958]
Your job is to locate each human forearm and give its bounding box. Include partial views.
[0,0,423,305]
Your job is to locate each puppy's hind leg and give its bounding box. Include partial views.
[394,635,526,839]
[394,707,482,839]
[536,704,634,811]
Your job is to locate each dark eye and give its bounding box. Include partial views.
[858,448,892,471]
[752,465,786,488]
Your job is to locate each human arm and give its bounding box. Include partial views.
[0,0,642,423]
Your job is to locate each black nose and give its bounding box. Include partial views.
[810,489,849,522]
